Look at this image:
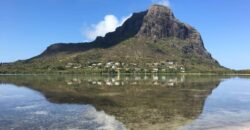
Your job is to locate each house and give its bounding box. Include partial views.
[112,65,116,69]
[180,67,185,73]
[73,66,79,69]
[97,63,103,66]
[105,62,113,68]
[168,66,176,69]
[125,68,130,71]
[65,62,74,68]
[153,63,159,66]
[115,62,120,66]
[130,63,137,66]
[167,62,174,65]
[106,62,113,66]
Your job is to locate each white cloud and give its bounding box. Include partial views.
[153,0,170,7]
[83,14,131,41]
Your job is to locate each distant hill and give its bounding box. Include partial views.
[235,69,250,74]
[0,5,228,74]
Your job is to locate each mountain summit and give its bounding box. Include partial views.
[1,5,226,73]
[137,4,179,38]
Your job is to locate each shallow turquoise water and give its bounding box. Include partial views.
[0,84,125,130]
[182,77,250,130]
[0,75,249,129]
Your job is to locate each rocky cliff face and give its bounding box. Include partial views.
[137,5,184,39]
[136,5,212,59]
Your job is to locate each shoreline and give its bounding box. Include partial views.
[0,72,250,76]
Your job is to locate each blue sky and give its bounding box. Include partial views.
[0,0,249,70]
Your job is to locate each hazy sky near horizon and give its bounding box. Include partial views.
[0,0,250,70]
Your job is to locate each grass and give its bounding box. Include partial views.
[0,37,234,74]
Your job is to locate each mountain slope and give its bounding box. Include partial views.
[0,5,227,73]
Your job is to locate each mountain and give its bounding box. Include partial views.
[0,5,227,73]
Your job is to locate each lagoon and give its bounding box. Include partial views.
[0,75,249,130]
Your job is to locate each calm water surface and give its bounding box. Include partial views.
[0,75,249,130]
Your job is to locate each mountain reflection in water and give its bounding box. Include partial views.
[0,75,225,129]
[0,84,125,130]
